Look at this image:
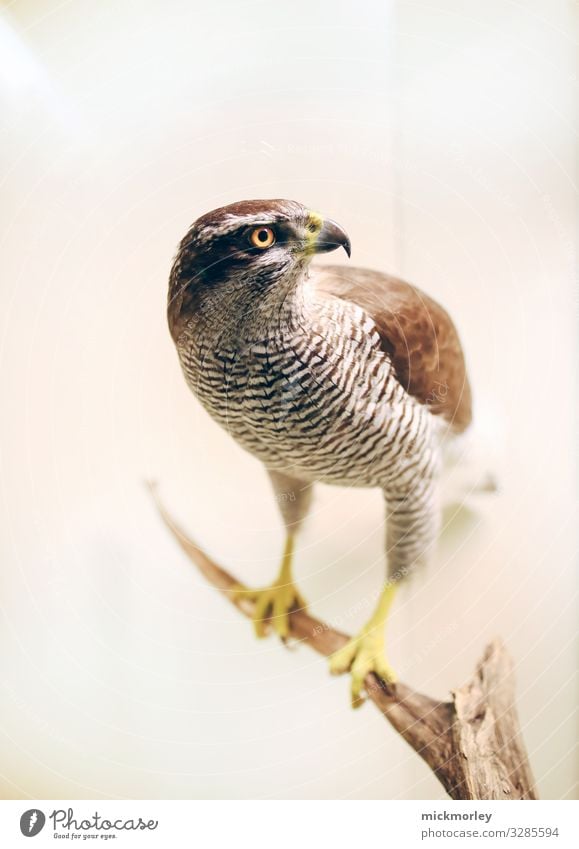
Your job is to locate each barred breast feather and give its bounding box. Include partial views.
[177,267,447,497]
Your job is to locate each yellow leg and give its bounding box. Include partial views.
[232,535,308,639]
[329,583,397,708]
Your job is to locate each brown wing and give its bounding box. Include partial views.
[314,265,472,433]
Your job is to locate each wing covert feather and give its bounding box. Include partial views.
[314,265,472,433]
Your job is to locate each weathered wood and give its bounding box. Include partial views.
[150,483,537,800]
[449,643,538,799]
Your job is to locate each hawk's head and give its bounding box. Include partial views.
[168,199,350,340]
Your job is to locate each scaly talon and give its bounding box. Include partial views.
[330,628,396,708]
[229,534,307,639]
[231,580,307,638]
[329,583,398,708]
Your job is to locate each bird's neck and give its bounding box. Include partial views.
[183,265,311,348]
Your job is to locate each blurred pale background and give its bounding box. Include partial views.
[0,0,576,799]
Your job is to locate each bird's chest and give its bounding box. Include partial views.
[180,302,396,480]
[190,328,342,439]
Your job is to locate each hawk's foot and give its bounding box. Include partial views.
[231,580,308,639]
[329,626,396,708]
[329,582,398,708]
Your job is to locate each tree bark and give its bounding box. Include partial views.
[150,483,537,800]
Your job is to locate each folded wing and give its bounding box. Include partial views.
[314,265,472,433]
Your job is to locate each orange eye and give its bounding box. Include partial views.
[250,226,275,249]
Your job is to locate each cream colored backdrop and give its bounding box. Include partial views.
[0,0,576,799]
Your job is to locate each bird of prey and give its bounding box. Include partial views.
[167,199,472,707]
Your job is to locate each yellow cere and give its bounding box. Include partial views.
[305,210,324,252]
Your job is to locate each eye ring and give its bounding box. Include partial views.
[250,226,276,249]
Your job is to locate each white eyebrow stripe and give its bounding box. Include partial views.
[195,213,299,245]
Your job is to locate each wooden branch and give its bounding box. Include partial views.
[149,483,537,800]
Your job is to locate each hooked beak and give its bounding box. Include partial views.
[310,217,351,258]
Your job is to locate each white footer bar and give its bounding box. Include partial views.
[0,799,576,848]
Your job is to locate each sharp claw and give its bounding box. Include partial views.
[329,629,396,708]
[233,582,307,642]
[372,651,397,685]
[376,664,397,686]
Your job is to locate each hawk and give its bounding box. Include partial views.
[168,199,472,707]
